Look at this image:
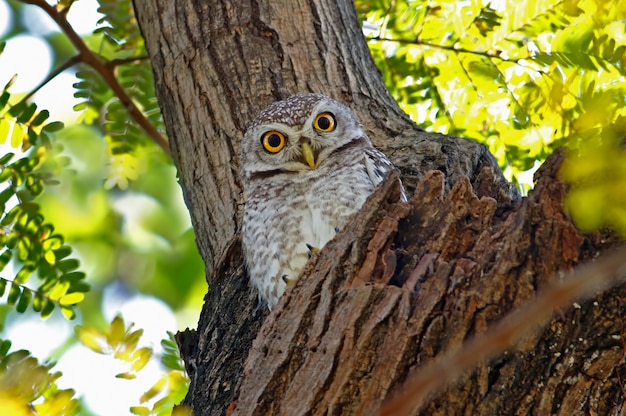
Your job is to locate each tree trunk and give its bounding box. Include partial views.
[133,0,625,415]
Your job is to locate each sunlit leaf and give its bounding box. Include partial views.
[11,127,25,152]
[116,372,137,380]
[60,305,76,319]
[139,375,166,403]
[59,292,85,306]
[48,281,70,300]
[76,326,105,354]
[107,315,127,348]
[130,406,150,415]
[131,347,152,372]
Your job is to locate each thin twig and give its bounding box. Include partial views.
[18,0,171,157]
[369,36,511,62]
[379,247,626,416]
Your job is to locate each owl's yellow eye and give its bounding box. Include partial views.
[261,131,286,153]
[313,113,336,132]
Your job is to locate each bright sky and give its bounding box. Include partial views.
[0,1,183,414]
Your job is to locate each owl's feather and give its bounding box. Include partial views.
[240,94,404,309]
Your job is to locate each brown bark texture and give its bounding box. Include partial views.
[132,0,626,415]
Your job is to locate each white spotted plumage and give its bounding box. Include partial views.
[240,94,405,309]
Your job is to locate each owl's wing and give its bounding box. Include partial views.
[364,147,407,202]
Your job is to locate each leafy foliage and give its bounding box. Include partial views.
[560,116,626,235]
[129,332,190,416]
[0,339,79,416]
[358,0,626,233]
[73,0,165,189]
[0,81,88,320]
[76,316,190,416]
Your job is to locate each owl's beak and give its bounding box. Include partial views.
[301,142,315,168]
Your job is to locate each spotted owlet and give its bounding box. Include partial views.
[240,94,405,309]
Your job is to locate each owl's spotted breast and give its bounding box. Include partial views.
[240,94,404,309]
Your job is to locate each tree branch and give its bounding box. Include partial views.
[18,0,171,156]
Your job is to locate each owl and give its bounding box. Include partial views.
[240,94,405,309]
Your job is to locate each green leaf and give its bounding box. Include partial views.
[162,354,184,372]
[14,264,35,284]
[2,205,21,226]
[63,271,86,283]
[0,152,14,165]
[0,187,15,205]
[0,91,9,110]
[16,288,32,313]
[53,246,72,260]
[7,282,20,305]
[0,167,12,183]
[41,300,55,318]
[30,110,50,127]
[58,258,80,273]
[32,292,45,312]
[42,121,64,133]
[0,339,11,356]
[0,250,12,272]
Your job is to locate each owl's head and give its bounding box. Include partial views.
[240,94,371,180]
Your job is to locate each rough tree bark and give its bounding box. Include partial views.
[133,0,625,415]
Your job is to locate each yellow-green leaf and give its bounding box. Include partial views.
[131,347,152,372]
[48,281,70,301]
[107,315,126,349]
[10,122,23,148]
[139,375,167,403]
[172,404,194,416]
[115,372,136,380]
[0,119,10,144]
[59,292,85,306]
[60,305,76,320]
[44,249,56,264]
[129,406,150,415]
[76,326,105,354]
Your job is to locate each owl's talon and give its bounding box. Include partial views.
[335,226,340,233]
[282,274,293,285]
